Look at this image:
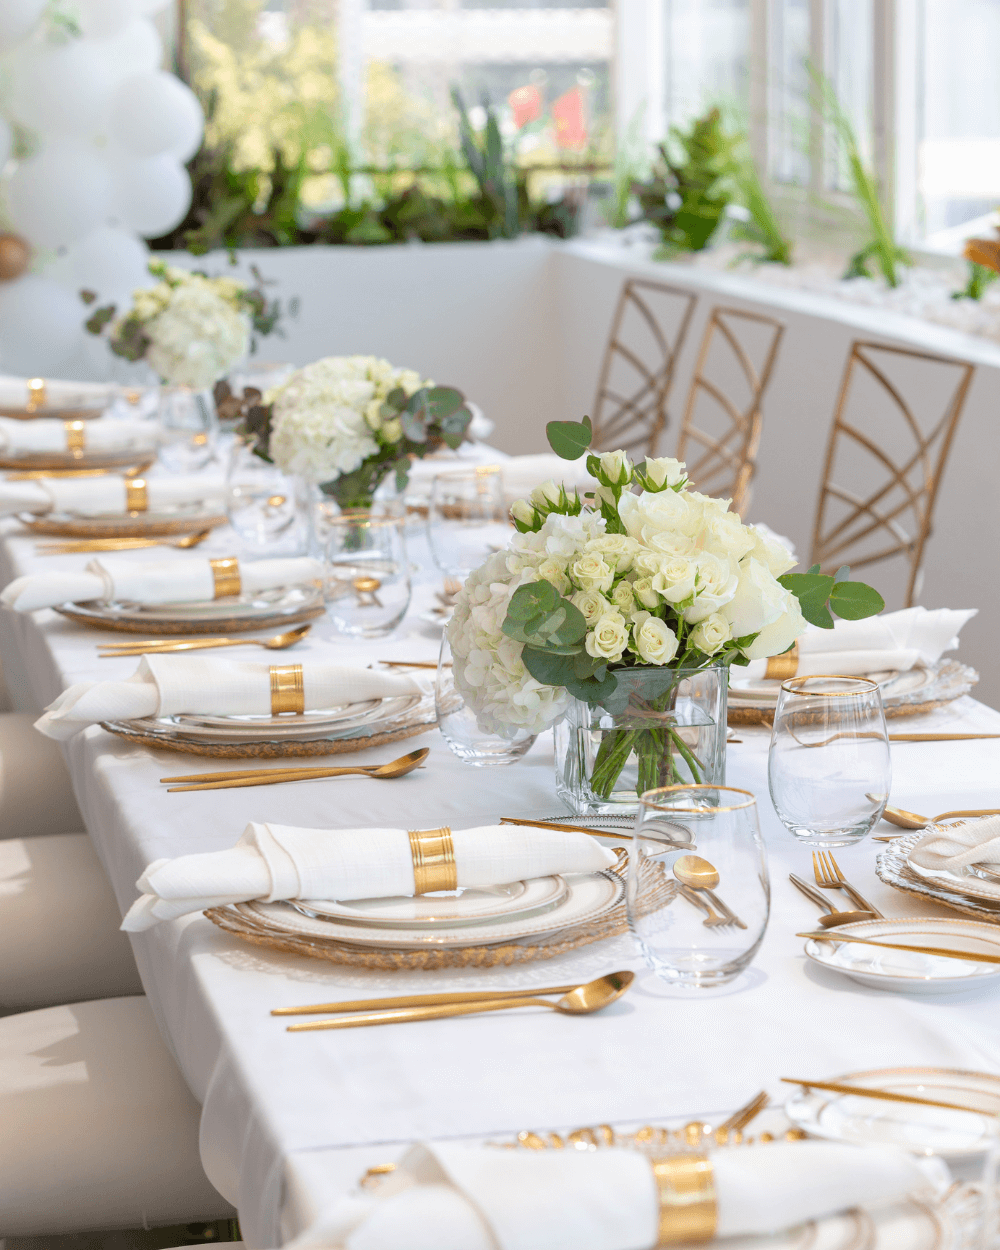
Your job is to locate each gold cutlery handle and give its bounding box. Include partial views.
[273,984,581,1016]
[166,768,372,792]
[833,880,882,919]
[789,873,835,914]
[701,886,747,929]
[101,638,250,654]
[796,931,1000,964]
[781,1076,992,1112]
[286,995,552,1031]
[677,883,726,925]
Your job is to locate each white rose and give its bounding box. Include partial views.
[586,533,637,571]
[684,553,740,623]
[741,592,807,660]
[571,553,614,593]
[382,418,403,443]
[651,556,696,605]
[748,526,797,577]
[530,480,562,508]
[632,577,659,609]
[644,456,686,488]
[632,550,662,579]
[702,510,755,561]
[646,530,695,558]
[689,612,732,656]
[611,580,635,612]
[571,589,611,625]
[619,489,703,541]
[585,610,628,661]
[537,558,570,595]
[598,450,631,484]
[510,499,536,526]
[722,557,788,637]
[631,611,679,665]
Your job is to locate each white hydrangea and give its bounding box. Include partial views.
[144,281,250,389]
[267,355,428,483]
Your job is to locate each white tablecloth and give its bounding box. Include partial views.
[1,518,999,1249]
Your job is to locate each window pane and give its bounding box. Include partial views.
[769,0,809,185]
[826,0,873,191]
[663,0,750,130]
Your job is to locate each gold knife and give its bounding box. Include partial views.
[272,983,582,1016]
[781,1077,992,1114]
[500,815,633,841]
[797,930,1000,963]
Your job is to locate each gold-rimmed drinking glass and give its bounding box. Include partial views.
[427,466,510,579]
[768,675,890,848]
[323,513,411,639]
[627,785,770,988]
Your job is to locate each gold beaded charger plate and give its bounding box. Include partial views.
[0,448,154,473]
[728,661,978,728]
[55,583,325,635]
[0,404,104,421]
[203,852,675,968]
[20,506,228,539]
[876,831,1000,924]
[145,693,423,743]
[785,1066,1000,1158]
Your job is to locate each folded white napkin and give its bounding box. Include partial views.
[743,606,977,681]
[287,1140,946,1250]
[122,822,616,930]
[0,374,113,410]
[0,473,227,517]
[35,656,423,741]
[2,555,323,612]
[0,416,157,453]
[910,814,1000,897]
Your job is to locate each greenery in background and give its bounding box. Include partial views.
[809,65,910,288]
[600,107,649,230]
[729,143,794,265]
[952,261,999,301]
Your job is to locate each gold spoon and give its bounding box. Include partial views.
[285,971,635,1031]
[673,854,747,929]
[99,623,312,656]
[789,873,877,928]
[879,803,1000,831]
[162,747,429,792]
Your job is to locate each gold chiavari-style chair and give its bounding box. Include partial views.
[674,306,785,517]
[590,278,697,457]
[810,340,975,607]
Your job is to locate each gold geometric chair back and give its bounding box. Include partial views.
[590,278,697,458]
[810,340,975,608]
[674,305,785,517]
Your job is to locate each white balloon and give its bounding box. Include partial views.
[0,118,11,172]
[5,141,112,249]
[44,226,149,306]
[107,152,191,238]
[76,0,138,38]
[9,38,113,137]
[109,72,203,161]
[0,0,45,49]
[0,275,84,375]
[93,18,163,87]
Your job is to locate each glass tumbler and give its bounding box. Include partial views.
[157,386,217,473]
[226,435,306,551]
[435,632,537,765]
[627,785,770,987]
[768,676,890,847]
[324,514,411,639]
[427,466,510,578]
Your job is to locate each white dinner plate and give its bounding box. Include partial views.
[295,875,568,931]
[728,668,929,702]
[784,1065,1000,1157]
[65,583,323,627]
[804,916,1000,993]
[248,869,624,948]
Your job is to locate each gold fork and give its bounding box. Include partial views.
[812,851,883,918]
[98,624,312,656]
[37,530,211,555]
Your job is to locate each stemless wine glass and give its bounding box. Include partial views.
[157,387,217,473]
[226,435,306,551]
[435,632,537,765]
[324,514,411,638]
[427,466,510,578]
[768,675,891,847]
[627,785,770,987]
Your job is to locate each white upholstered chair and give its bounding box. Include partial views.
[0,712,82,839]
[0,996,235,1236]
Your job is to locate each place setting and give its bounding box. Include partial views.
[0,411,160,474]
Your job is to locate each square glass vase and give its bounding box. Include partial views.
[553,663,728,815]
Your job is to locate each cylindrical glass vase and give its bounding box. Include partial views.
[553,663,728,815]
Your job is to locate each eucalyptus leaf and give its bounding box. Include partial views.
[400,409,427,443]
[778,571,837,629]
[546,416,592,461]
[506,581,560,621]
[829,580,886,620]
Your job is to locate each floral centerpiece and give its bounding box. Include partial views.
[448,416,884,810]
[84,260,284,388]
[240,354,474,509]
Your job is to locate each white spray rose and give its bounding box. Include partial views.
[651,556,696,605]
[632,550,664,579]
[684,553,740,623]
[571,589,611,626]
[598,450,631,484]
[631,611,680,665]
[632,577,659,609]
[530,480,563,508]
[571,553,614,593]
[644,456,686,488]
[702,509,756,561]
[611,580,635,612]
[510,499,536,526]
[537,558,570,595]
[586,533,637,571]
[620,488,703,541]
[689,612,732,655]
[646,530,695,558]
[722,557,789,637]
[585,610,629,661]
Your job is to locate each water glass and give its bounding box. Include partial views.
[435,633,537,765]
[768,676,890,847]
[157,386,217,473]
[627,785,770,988]
[427,466,510,578]
[226,435,306,551]
[324,514,411,638]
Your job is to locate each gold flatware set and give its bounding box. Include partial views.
[789,873,876,927]
[673,854,746,929]
[781,1077,994,1114]
[160,747,429,792]
[37,530,211,555]
[811,851,882,917]
[99,624,312,657]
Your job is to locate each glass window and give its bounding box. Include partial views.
[663,0,751,131]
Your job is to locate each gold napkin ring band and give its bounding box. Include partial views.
[652,1153,717,1245]
[209,556,241,599]
[125,478,148,512]
[27,378,46,411]
[270,664,305,715]
[408,827,456,894]
[765,640,799,681]
[64,420,86,454]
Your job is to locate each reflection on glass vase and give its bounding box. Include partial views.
[226,435,309,554]
[553,663,728,815]
[157,386,217,473]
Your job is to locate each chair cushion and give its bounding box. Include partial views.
[0,712,82,838]
[0,834,143,1011]
[0,997,235,1235]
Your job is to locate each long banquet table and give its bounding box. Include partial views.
[2,518,1000,1248]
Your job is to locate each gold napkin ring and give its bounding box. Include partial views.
[408,827,457,894]
[270,664,305,715]
[125,478,148,512]
[652,1153,717,1245]
[27,378,45,411]
[64,420,86,454]
[209,556,241,599]
[765,640,799,681]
